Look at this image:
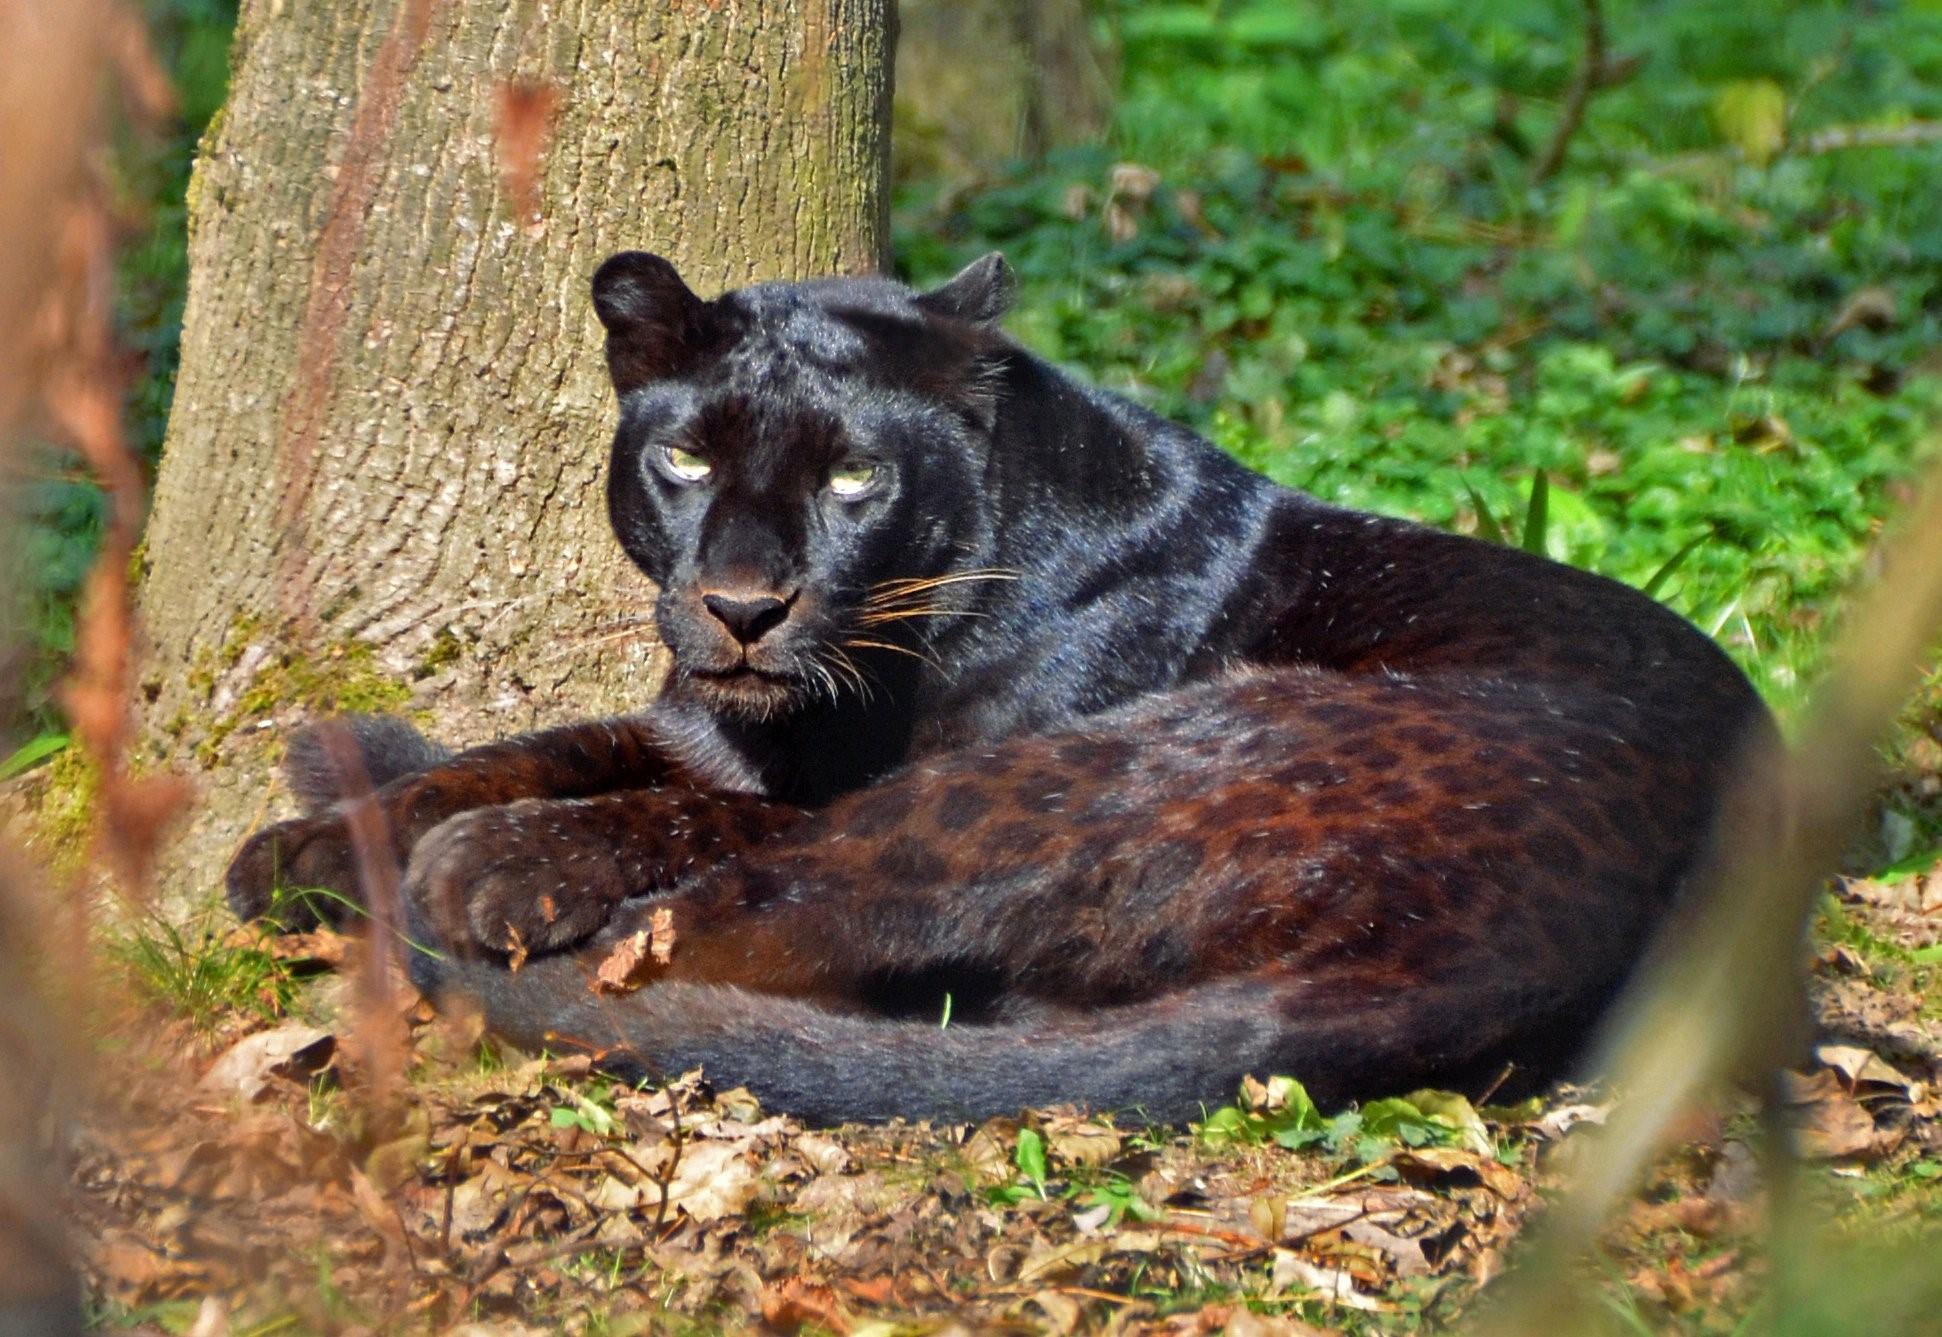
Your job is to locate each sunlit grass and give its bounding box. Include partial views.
[110,916,300,1038]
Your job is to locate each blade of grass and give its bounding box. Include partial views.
[1640,528,1715,600]
[0,733,68,782]
[1462,479,1507,545]
[1520,471,1550,555]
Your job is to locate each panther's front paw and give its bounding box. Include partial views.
[225,811,363,927]
[402,800,627,960]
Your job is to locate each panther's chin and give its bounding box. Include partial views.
[687,664,808,721]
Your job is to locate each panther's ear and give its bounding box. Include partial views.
[591,251,709,394]
[915,252,1015,325]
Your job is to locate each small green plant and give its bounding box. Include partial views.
[1818,892,1942,970]
[550,1081,622,1137]
[1195,1075,1489,1165]
[1520,469,1550,556]
[112,917,300,1038]
[1077,1171,1165,1226]
[258,879,447,965]
[984,1123,1162,1224]
[1469,470,1720,607]
[989,1125,1049,1203]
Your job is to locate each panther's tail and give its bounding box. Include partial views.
[283,714,451,812]
[409,927,1560,1124]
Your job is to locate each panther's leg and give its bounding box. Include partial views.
[403,786,808,957]
[226,713,705,926]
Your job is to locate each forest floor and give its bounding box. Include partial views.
[61,750,1942,1335]
[19,1,1942,1331]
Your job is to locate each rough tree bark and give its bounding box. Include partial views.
[137,0,893,903]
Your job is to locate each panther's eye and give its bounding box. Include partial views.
[828,461,878,498]
[661,446,711,483]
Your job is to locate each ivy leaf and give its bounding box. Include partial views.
[1403,1089,1495,1156]
[1358,1096,1450,1149]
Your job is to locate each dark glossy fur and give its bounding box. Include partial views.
[226,252,1771,1123]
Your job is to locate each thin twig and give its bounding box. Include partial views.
[1651,119,1942,176]
[1533,0,1608,183]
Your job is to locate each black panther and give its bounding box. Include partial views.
[226,251,1771,1123]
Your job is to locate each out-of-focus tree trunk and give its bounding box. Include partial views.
[895,0,1114,183]
[137,0,893,904]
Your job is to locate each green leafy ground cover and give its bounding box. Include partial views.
[896,0,1942,721]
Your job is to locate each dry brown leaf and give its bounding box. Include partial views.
[655,1138,760,1222]
[1341,1217,1433,1277]
[1532,1100,1612,1140]
[89,1232,173,1295]
[1278,1197,1363,1241]
[197,1023,335,1102]
[1269,1250,1388,1311]
[1043,1112,1121,1167]
[1017,1238,1110,1285]
[836,1274,898,1305]
[270,927,351,968]
[1391,1145,1525,1198]
[962,1117,1021,1186]
[793,1132,851,1174]
[1025,1288,1084,1334]
[1815,1043,1923,1100]
[593,929,653,995]
[759,1275,850,1334]
[1785,1068,1895,1159]
[1796,1098,1889,1159]
[1825,285,1897,339]
[649,903,677,963]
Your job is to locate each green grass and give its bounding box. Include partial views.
[111,916,300,1038]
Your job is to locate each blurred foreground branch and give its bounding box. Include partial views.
[1477,451,1942,1331]
[0,2,189,1331]
[0,4,113,1331]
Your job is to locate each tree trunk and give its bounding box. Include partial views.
[894,0,1112,184]
[137,0,893,904]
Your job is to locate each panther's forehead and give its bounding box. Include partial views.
[710,286,931,403]
[707,324,865,405]
[731,274,922,320]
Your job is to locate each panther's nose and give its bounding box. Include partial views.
[701,590,794,645]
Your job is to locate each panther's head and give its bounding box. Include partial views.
[592,251,1017,721]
